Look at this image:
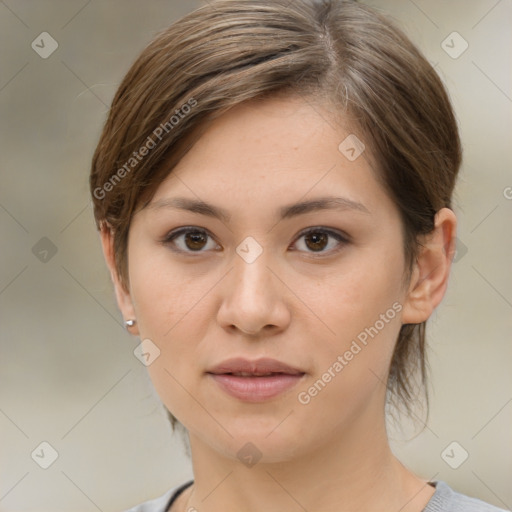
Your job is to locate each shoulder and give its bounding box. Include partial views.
[122,481,193,512]
[425,481,508,512]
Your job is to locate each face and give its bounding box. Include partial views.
[118,96,416,462]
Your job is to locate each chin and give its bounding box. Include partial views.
[189,415,307,463]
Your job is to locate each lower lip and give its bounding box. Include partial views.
[208,373,305,402]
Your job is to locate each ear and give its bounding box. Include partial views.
[99,222,139,336]
[401,208,457,324]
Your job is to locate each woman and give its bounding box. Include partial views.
[90,1,506,511]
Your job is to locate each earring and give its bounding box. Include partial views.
[124,319,136,329]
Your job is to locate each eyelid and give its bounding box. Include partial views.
[161,226,220,254]
[293,226,351,244]
[162,226,212,242]
[289,226,351,256]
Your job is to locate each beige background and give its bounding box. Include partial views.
[0,0,511,511]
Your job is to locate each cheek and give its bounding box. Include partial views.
[128,241,209,336]
[291,247,405,398]
[127,246,219,420]
[293,245,405,343]
[292,275,403,436]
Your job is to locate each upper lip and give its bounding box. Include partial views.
[207,357,305,376]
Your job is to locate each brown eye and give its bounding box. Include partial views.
[292,227,349,256]
[163,227,220,253]
[304,232,329,252]
[184,231,208,250]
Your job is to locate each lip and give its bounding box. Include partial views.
[207,357,304,376]
[206,357,306,402]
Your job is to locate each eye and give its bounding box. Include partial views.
[162,227,220,254]
[291,227,349,256]
[162,226,349,256]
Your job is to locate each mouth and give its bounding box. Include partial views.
[216,371,301,377]
[206,358,306,402]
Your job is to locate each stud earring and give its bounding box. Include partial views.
[124,319,136,329]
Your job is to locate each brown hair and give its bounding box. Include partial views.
[90,0,461,424]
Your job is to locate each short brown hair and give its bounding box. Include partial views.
[90,0,461,423]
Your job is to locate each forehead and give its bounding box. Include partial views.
[149,95,392,219]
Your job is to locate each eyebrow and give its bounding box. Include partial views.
[147,196,370,223]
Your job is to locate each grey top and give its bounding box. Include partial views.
[124,480,509,512]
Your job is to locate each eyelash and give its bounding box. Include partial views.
[161,226,350,257]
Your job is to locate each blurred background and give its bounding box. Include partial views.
[0,0,511,510]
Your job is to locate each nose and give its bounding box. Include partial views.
[216,247,291,337]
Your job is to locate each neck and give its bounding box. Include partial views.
[179,400,434,512]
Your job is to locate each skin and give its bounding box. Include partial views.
[101,95,456,512]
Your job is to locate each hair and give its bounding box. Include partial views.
[90,0,462,428]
